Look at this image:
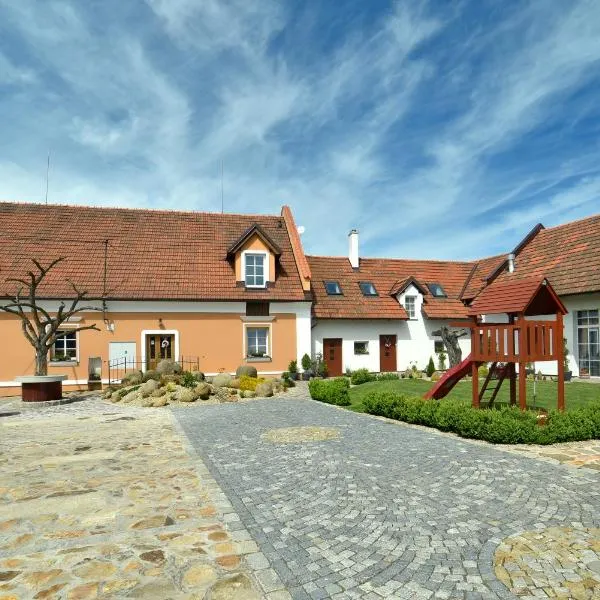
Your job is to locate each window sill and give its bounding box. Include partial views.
[246,356,272,363]
[354,353,370,356]
[49,361,79,367]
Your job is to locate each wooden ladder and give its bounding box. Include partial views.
[478,362,508,407]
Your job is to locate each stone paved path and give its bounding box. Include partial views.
[174,398,600,600]
[0,399,283,599]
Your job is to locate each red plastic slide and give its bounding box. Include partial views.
[424,353,482,400]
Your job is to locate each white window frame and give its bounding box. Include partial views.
[404,295,417,319]
[50,328,79,364]
[243,323,272,359]
[242,250,269,288]
[140,329,180,372]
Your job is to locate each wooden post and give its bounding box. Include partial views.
[509,363,517,406]
[556,311,565,412]
[517,314,527,410]
[508,315,517,406]
[472,360,479,408]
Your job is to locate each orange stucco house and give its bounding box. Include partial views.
[0,202,313,397]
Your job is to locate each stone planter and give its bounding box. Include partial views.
[15,375,67,402]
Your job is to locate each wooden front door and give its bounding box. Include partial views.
[146,334,174,370]
[379,335,397,372]
[323,338,343,377]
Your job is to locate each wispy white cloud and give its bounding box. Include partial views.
[0,0,599,260]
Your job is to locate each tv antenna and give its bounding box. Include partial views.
[221,159,224,214]
[45,151,50,205]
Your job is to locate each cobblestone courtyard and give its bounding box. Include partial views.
[1,394,599,599]
[175,398,600,600]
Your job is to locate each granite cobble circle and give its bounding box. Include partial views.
[174,397,600,600]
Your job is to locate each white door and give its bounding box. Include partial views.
[109,342,137,369]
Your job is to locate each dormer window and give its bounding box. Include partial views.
[359,282,378,296]
[244,253,266,288]
[427,283,447,298]
[324,281,342,295]
[404,295,417,319]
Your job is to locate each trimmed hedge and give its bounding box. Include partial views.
[350,368,376,385]
[309,378,351,406]
[362,392,600,445]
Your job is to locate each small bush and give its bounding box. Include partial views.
[301,353,312,372]
[180,371,198,388]
[426,357,436,378]
[362,392,600,445]
[350,368,376,385]
[376,372,400,381]
[478,364,489,378]
[309,378,350,406]
[288,360,298,374]
[239,375,265,392]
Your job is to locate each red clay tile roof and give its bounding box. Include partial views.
[490,214,600,296]
[461,254,506,300]
[468,278,567,316]
[307,256,473,319]
[0,202,308,301]
[281,206,311,285]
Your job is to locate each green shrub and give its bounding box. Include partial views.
[350,368,376,385]
[288,360,298,374]
[376,372,400,381]
[426,356,436,377]
[180,371,197,389]
[309,378,350,406]
[478,364,489,378]
[362,392,600,445]
[301,353,312,372]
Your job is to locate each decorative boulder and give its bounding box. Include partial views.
[229,378,241,389]
[156,359,182,376]
[140,397,155,408]
[122,370,143,386]
[111,391,121,403]
[195,382,211,400]
[255,381,274,398]
[140,379,160,398]
[191,371,205,381]
[242,390,256,398]
[153,397,168,407]
[151,387,166,398]
[177,388,197,403]
[236,365,258,378]
[142,369,161,382]
[213,373,233,388]
[122,390,141,403]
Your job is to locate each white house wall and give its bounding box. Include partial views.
[312,317,471,373]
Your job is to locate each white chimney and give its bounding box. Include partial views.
[508,252,515,273]
[348,229,359,269]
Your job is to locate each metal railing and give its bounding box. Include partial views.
[107,356,200,384]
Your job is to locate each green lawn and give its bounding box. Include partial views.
[348,378,600,413]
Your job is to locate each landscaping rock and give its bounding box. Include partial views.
[140,397,155,408]
[242,390,256,399]
[195,382,211,400]
[213,373,232,388]
[142,369,160,382]
[122,371,143,386]
[122,390,141,404]
[215,387,237,403]
[191,370,205,381]
[177,388,197,403]
[153,397,168,407]
[151,387,166,398]
[140,379,160,398]
[110,391,121,403]
[229,378,241,389]
[255,381,273,398]
[156,359,182,376]
[235,365,258,378]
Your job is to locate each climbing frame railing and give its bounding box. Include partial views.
[471,321,557,363]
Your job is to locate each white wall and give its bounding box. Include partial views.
[312,286,472,374]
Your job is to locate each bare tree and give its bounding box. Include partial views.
[432,325,469,368]
[0,258,100,376]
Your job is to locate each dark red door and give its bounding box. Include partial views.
[379,335,397,372]
[323,338,343,376]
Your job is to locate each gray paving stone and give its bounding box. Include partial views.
[173,397,600,599]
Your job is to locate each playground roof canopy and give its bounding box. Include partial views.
[468,277,567,317]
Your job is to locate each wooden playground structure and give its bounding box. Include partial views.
[426,278,568,411]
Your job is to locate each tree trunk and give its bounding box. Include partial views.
[436,326,463,368]
[35,350,48,376]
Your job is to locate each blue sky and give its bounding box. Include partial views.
[1,1,600,260]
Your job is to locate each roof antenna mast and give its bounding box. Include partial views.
[45,151,50,205]
[221,159,224,214]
